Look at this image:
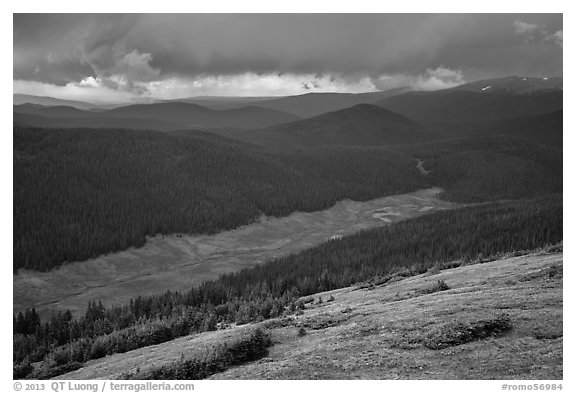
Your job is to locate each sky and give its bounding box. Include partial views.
[13,14,563,104]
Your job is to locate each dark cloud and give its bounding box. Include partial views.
[13,14,563,96]
[14,14,92,84]
[13,55,94,86]
[14,14,137,85]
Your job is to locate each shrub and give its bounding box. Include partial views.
[262,317,295,329]
[424,313,513,349]
[51,347,72,366]
[121,328,271,380]
[29,361,82,380]
[89,337,108,360]
[417,280,450,295]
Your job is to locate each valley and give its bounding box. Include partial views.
[14,187,459,320]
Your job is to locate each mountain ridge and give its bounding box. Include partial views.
[13,101,300,130]
[206,103,433,148]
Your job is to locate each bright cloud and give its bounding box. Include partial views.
[138,73,379,98]
[76,76,102,88]
[14,67,470,103]
[513,20,540,35]
[549,30,563,48]
[13,79,137,105]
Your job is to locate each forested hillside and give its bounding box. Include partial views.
[424,110,562,148]
[14,127,427,271]
[403,135,562,202]
[13,195,562,379]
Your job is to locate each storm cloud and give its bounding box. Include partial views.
[13,13,563,102]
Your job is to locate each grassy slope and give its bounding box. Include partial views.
[58,250,562,380]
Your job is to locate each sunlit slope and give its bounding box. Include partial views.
[57,250,562,380]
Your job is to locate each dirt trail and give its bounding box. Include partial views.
[14,187,459,319]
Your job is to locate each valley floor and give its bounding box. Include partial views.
[57,249,562,380]
[14,188,458,319]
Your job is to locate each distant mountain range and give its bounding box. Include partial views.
[14,102,300,130]
[224,88,413,118]
[159,96,279,110]
[13,76,562,147]
[14,104,90,118]
[13,87,414,119]
[13,94,102,111]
